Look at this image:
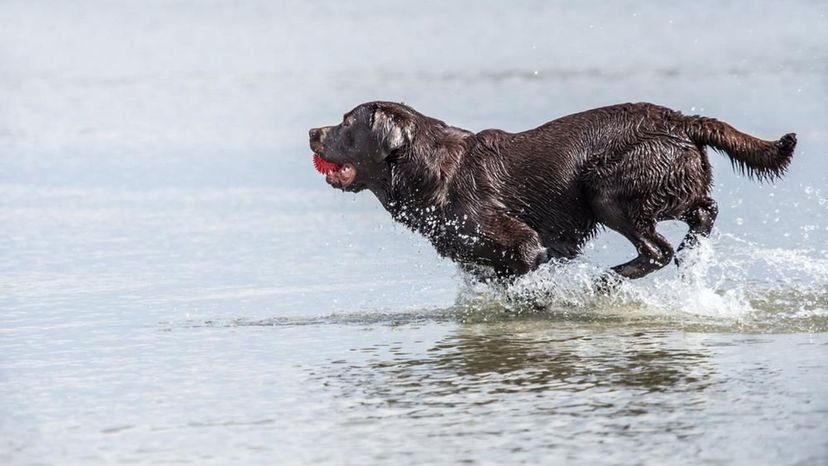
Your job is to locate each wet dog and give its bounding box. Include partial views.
[309,102,795,280]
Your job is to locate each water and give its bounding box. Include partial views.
[2,1,827,464]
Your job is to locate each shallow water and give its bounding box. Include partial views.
[2,1,828,465]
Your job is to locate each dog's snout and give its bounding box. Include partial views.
[309,127,330,154]
[309,127,330,142]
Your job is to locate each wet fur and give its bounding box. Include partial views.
[309,102,796,280]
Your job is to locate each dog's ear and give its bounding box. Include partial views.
[370,106,413,161]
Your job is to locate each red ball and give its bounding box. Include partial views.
[313,154,341,174]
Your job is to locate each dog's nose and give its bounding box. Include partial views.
[309,128,320,140]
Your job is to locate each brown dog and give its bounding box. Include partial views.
[309,102,795,280]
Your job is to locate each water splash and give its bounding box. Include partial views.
[455,235,828,332]
[178,236,828,334]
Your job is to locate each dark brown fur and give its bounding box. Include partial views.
[309,102,796,280]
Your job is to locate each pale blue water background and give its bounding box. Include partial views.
[2,1,828,464]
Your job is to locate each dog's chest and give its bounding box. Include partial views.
[393,204,484,260]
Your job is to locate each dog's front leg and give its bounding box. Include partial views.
[478,213,548,277]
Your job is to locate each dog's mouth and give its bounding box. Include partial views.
[313,153,356,190]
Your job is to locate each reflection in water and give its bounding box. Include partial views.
[319,322,714,435]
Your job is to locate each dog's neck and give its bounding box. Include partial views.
[371,124,476,237]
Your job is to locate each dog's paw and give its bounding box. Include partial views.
[593,271,623,295]
[532,247,550,269]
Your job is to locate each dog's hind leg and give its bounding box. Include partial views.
[675,198,718,263]
[610,225,674,279]
[591,199,675,279]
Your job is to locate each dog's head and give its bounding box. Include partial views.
[308,102,415,192]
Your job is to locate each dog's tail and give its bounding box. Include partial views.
[683,115,796,180]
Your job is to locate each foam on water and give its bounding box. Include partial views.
[196,235,828,334]
[453,235,828,332]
